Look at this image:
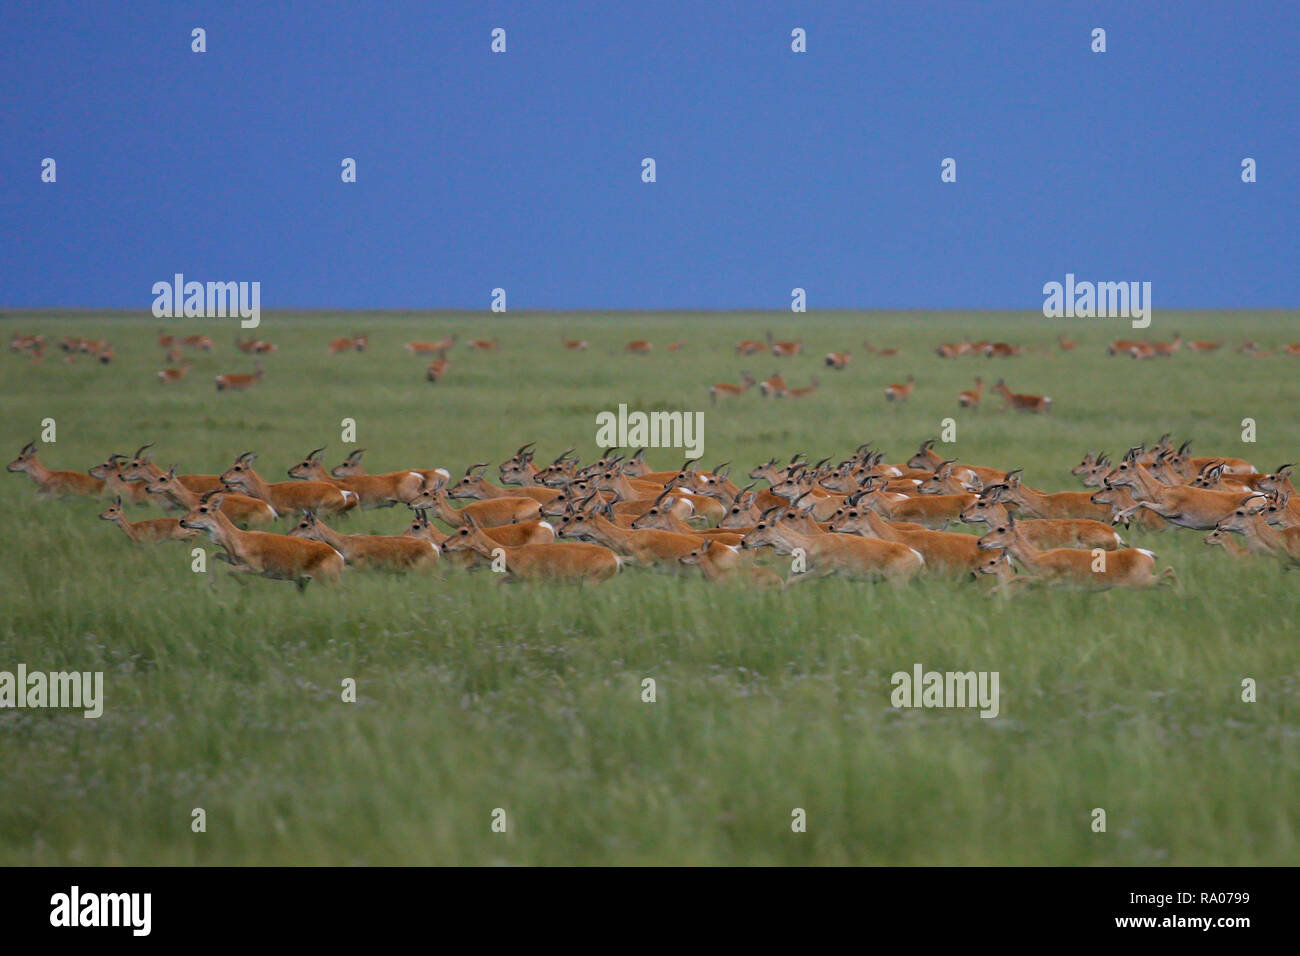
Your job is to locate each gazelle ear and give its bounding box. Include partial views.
[1277,464,1294,478]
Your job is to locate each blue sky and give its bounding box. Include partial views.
[1,1,1296,310]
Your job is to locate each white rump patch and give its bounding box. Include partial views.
[1137,548,1156,559]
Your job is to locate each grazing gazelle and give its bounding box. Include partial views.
[6,442,104,498]
[978,513,1176,591]
[180,493,345,590]
[993,379,1051,413]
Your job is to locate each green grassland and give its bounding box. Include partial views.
[0,309,1296,865]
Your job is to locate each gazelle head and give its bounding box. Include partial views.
[6,441,38,473]
[144,465,181,497]
[330,449,367,477]
[220,451,259,490]
[288,511,321,539]
[1214,496,1269,535]
[440,518,494,557]
[89,454,128,481]
[1256,464,1295,496]
[740,508,797,552]
[961,484,1009,523]
[449,463,492,499]
[179,492,227,534]
[116,443,159,482]
[98,496,125,521]
[976,513,1018,551]
[288,447,327,479]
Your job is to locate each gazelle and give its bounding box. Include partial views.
[1088,483,1168,532]
[1213,498,1300,567]
[758,372,787,397]
[288,512,438,571]
[6,443,103,498]
[143,465,278,527]
[766,332,802,357]
[562,337,589,351]
[215,362,264,392]
[993,379,1051,413]
[448,463,561,505]
[999,470,1112,521]
[329,449,450,490]
[709,373,756,403]
[235,336,277,354]
[181,335,214,350]
[824,351,851,370]
[467,338,499,351]
[404,510,555,549]
[864,342,900,357]
[961,485,1125,549]
[157,362,192,383]
[426,357,450,382]
[679,541,783,589]
[884,375,915,401]
[625,339,652,354]
[1186,339,1222,353]
[407,478,541,528]
[741,512,924,586]
[782,377,820,399]
[957,377,983,409]
[287,447,424,508]
[220,452,358,516]
[857,479,975,529]
[978,513,1176,591]
[328,335,367,353]
[88,455,153,506]
[116,443,224,496]
[827,504,997,578]
[907,440,1005,486]
[99,497,197,544]
[179,493,345,590]
[1057,333,1076,351]
[554,509,710,567]
[1103,449,1252,530]
[405,335,456,355]
[440,522,622,582]
[735,339,766,356]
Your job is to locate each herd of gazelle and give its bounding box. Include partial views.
[9,432,1297,592]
